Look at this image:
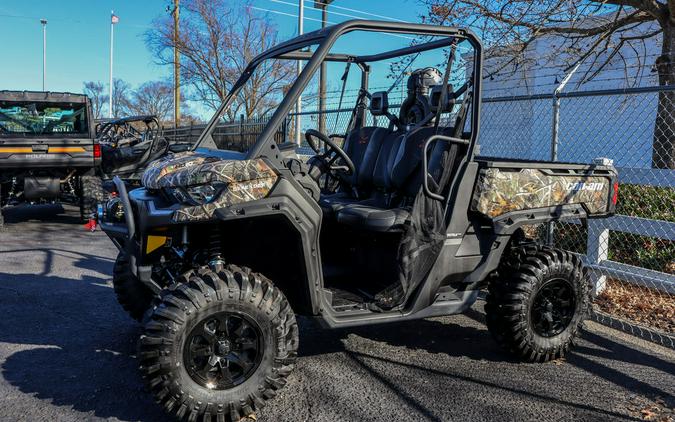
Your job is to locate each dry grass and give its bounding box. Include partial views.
[595,278,675,334]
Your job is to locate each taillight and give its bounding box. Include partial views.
[93,144,101,159]
[612,181,619,206]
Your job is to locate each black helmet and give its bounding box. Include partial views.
[399,67,442,126]
[406,67,443,96]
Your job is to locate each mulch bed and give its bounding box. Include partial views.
[595,278,675,334]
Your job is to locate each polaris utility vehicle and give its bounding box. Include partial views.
[0,91,104,225]
[97,115,191,185]
[99,20,618,421]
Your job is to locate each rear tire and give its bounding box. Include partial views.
[113,252,154,321]
[485,245,591,362]
[138,265,298,422]
[81,174,106,218]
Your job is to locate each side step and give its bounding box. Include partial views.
[324,288,369,312]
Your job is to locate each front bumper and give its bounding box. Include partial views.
[99,177,164,293]
[98,177,135,250]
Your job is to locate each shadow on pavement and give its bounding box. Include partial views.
[296,307,673,421]
[1,204,79,225]
[0,246,166,421]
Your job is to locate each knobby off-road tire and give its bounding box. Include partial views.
[485,245,591,362]
[81,174,106,218]
[113,252,155,322]
[138,265,299,422]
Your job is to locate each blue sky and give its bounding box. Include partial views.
[0,0,426,96]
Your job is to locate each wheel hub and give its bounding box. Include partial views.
[184,311,263,390]
[216,339,231,356]
[530,278,576,337]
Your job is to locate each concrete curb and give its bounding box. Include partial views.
[591,308,675,350]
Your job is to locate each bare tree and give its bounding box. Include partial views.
[112,78,132,118]
[422,0,675,169]
[83,81,108,120]
[125,81,176,123]
[145,0,294,121]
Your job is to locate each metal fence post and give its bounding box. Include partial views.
[587,215,610,296]
[547,63,581,245]
[239,114,244,146]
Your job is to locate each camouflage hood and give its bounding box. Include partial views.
[141,151,279,222]
[141,151,276,190]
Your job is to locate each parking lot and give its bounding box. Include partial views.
[0,204,673,422]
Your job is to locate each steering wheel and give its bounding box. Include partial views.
[304,129,355,176]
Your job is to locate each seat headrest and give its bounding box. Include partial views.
[430,85,456,113]
[369,91,389,116]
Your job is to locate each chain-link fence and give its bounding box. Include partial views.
[164,85,674,344]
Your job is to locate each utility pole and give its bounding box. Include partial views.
[40,19,47,91]
[314,1,333,135]
[173,0,181,128]
[295,0,304,145]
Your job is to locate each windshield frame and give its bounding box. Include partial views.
[192,19,483,161]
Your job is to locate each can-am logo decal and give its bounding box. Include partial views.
[230,180,267,192]
[566,182,604,191]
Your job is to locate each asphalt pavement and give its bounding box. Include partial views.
[0,204,673,422]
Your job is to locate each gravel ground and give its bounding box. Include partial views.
[0,204,673,422]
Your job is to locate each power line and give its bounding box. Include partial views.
[251,5,414,40]
[316,0,411,22]
[267,0,408,23]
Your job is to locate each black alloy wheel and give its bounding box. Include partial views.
[184,311,263,390]
[529,278,576,337]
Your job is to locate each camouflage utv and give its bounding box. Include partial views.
[99,20,618,422]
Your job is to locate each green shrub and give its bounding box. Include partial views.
[547,183,675,274]
[617,184,675,222]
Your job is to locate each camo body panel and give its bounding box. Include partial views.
[141,151,278,222]
[472,168,610,218]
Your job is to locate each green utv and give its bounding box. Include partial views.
[0,91,105,225]
[99,21,618,421]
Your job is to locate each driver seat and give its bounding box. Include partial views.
[319,92,396,217]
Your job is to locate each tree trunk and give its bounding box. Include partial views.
[652,22,675,169]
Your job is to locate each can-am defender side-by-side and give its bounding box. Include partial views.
[0,91,105,225]
[99,21,618,422]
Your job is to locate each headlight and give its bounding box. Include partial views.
[186,183,220,204]
[105,197,125,222]
[165,182,227,205]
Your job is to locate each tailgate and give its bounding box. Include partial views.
[0,137,97,169]
[472,160,618,219]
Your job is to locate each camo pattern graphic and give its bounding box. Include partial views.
[141,151,278,222]
[472,168,611,218]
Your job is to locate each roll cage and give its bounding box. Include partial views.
[193,19,483,163]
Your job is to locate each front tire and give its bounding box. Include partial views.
[485,245,591,362]
[112,252,154,321]
[138,265,298,422]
